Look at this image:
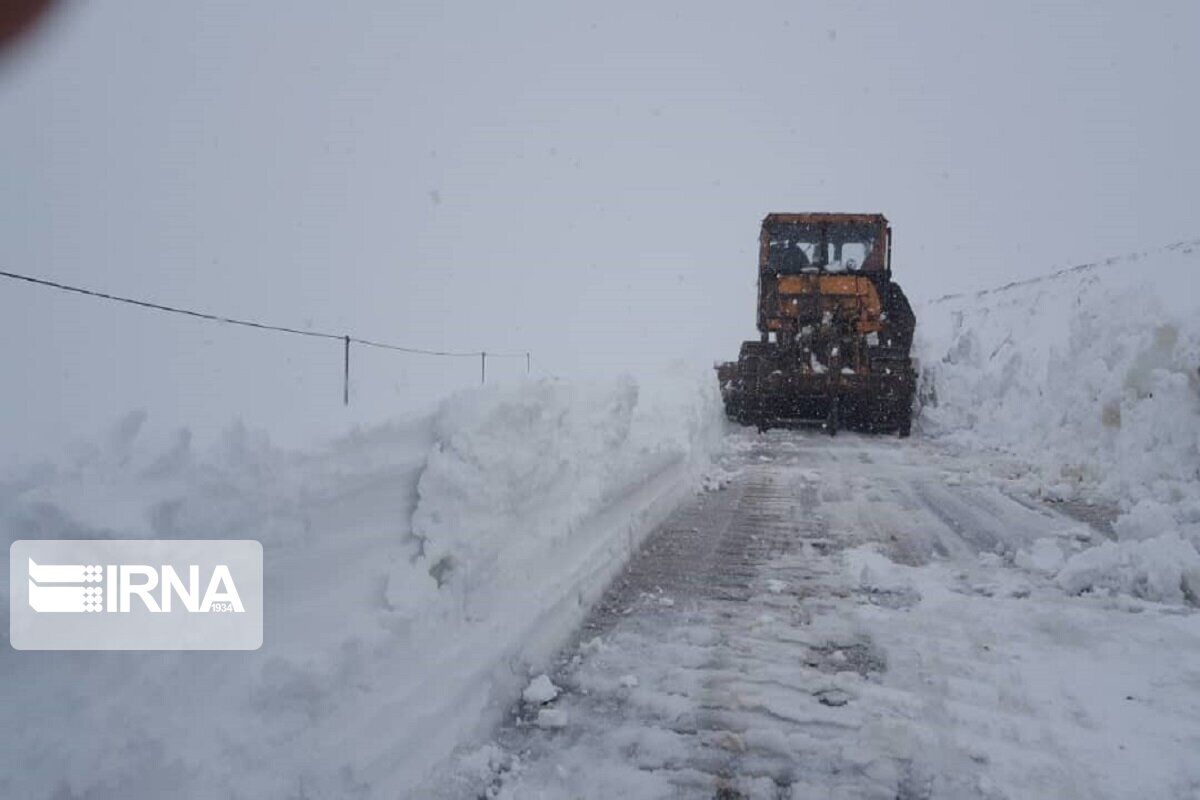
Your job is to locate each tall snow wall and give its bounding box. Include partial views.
[0,368,724,798]
[917,239,1200,602]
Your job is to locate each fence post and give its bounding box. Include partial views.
[480,351,486,385]
[343,335,350,406]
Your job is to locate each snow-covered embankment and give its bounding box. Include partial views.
[917,239,1200,603]
[0,368,723,798]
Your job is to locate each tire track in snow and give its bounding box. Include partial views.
[431,431,1200,799]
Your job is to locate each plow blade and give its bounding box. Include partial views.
[717,346,915,436]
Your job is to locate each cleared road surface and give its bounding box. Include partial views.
[436,430,1200,799]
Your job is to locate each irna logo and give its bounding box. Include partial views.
[10,540,262,650]
[27,559,245,614]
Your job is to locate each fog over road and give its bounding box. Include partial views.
[435,430,1200,799]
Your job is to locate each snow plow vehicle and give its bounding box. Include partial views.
[716,213,916,435]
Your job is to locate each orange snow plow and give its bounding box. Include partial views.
[716,213,917,435]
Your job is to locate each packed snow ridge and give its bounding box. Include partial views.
[918,238,1200,603]
[0,368,724,798]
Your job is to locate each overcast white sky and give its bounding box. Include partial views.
[1,1,1197,461]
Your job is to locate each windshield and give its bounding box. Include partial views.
[766,222,878,274]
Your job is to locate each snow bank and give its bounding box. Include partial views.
[918,239,1200,602]
[0,369,722,799]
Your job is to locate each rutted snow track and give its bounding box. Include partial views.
[435,431,1200,800]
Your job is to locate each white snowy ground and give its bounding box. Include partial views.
[0,368,723,799]
[434,431,1200,799]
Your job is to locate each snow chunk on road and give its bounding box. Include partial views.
[523,674,560,705]
[1114,498,1180,541]
[1015,538,1066,575]
[534,708,569,729]
[846,545,914,592]
[1056,532,1200,604]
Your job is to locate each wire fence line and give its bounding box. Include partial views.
[925,237,1200,306]
[0,267,531,404]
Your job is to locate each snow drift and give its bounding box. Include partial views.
[0,369,723,799]
[918,239,1200,603]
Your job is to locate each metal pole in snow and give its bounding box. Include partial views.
[526,351,531,374]
[343,335,350,406]
[480,351,486,385]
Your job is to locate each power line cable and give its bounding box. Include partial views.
[0,267,532,400]
[0,268,343,341]
[926,237,1200,305]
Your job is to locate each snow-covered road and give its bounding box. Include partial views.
[435,430,1200,799]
